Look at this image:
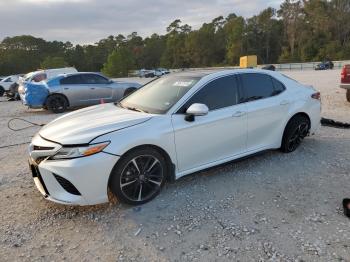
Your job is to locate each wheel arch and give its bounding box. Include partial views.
[45,93,70,107]
[108,144,176,188]
[281,112,311,142]
[286,112,311,127]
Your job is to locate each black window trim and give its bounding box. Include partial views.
[237,72,286,104]
[174,73,244,114]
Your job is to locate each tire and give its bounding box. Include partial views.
[109,147,167,205]
[280,115,310,153]
[347,90,350,102]
[123,87,137,97]
[46,94,68,113]
[8,83,18,98]
[0,86,4,97]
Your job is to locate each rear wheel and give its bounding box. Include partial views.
[46,94,68,113]
[346,90,350,102]
[109,147,167,205]
[281,115,310,153]
[0,86,4,97]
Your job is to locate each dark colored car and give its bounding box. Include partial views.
[315,61,334,70]
[262,65,276,71]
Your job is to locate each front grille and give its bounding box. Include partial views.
[53,174,81,195]
[30,164,50,195]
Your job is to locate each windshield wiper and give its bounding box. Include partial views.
[125,106,148,113]
[115,102,124,108]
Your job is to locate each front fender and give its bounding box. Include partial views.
[92,116,178,169]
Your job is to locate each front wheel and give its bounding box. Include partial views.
[281,115,310,153]
[346,90,350,102]
[0,86,4,97]
[46,94,68,113]
[109,147,167,205]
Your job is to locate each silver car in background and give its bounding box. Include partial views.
[19,72,142,113]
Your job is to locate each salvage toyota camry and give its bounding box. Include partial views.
[28,69,321,205]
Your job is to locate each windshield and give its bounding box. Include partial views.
[118,76,200,114]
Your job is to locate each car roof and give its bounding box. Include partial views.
[60,72,106,77]
[170,68,277,78]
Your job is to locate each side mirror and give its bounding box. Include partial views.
[185,103,209,122]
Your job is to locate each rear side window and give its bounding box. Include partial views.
[271,77,285,94]
[60,75,83,85]
[240,73,275,101]
[179,75,239,113]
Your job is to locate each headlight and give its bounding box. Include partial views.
[51,141,110,160]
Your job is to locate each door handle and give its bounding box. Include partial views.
[280,100,289,105]
[64,87,69,90]
[232,111,246,117]
[90,87,95,90]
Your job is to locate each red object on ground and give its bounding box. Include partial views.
[100,98,105,104]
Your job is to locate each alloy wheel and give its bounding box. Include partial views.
[287,123,309,152]
[119,155,164,202]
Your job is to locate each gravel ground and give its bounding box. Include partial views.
[0,69,349,262]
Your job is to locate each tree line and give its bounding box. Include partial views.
[0,0,349,77]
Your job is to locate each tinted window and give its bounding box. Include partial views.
[82,74,109,84]
[240,73,274,101]
[60,75,83,85]
[179,75,239,113]
[271,77,285,94]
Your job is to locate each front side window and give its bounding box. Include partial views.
[240,73,275,102]
[82,74,109,84]
[178,75,239,113]
[60,75,83,85]
[119,76,200,114]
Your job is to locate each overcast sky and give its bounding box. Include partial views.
[0,0,283,44]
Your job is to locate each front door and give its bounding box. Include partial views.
[82,74,114,103]
[60,75,91,106]
[171,75,247,173]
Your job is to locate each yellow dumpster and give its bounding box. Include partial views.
[240,55,257,68]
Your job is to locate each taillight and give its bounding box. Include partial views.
[311,92,321,100]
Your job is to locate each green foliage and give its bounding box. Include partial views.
[102,47,135,77]
[1,0,350,76]
[40,56,67,69]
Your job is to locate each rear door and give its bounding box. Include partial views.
[239,73,289,151]
[60,75,91,106]
[82,74,114,103]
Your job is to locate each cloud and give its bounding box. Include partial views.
[0,0,282,44]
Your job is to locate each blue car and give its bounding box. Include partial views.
[18,72,141,113]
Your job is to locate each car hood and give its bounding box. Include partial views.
[39,103,152,145]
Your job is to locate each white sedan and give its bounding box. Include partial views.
[28,69,321,206]
[0,74,21,96]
